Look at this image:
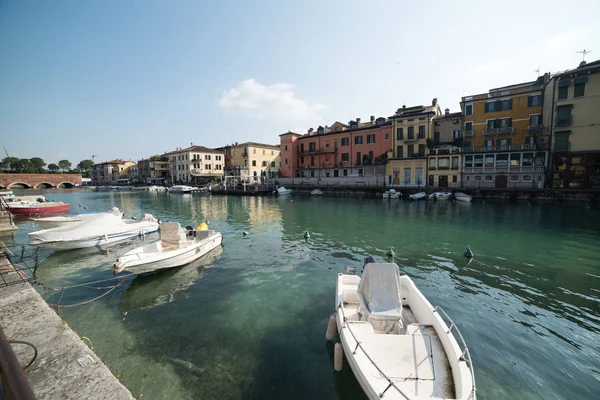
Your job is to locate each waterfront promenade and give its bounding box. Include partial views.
[0,251,133,399]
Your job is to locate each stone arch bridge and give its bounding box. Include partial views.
[0,174,82,189]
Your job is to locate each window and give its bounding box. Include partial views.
[465,122,473,132]
[366,134,376,144]
[452,176,457,183]
[439,158,450,168]
[429,158,436,168]
[343,169,348,176]
[474,155,483,167]
[485,176,493,181]
[464,155,473,167]
[326,172,330,177]
[453,130,460,139]
[510,175,519,182]
[523,175,532,181]
[396,128,404,140]
[271,161,276,167]
[554,131,570,152]
[252,160,256,166]
[385,133,390,140]
[465,104,473,115]
[535,152,545,166]
[253,148,256,154]
[418,144,425,156]
[341,153,349,162]
[333,170,339,177]
[404,167,411,184]
[263,161,268,167]
[396,145,403,158]
[205,164,211,170]
[415,167,424,185]
[434,131,440,143]
[487,118,512,130]
[285,159,288,165]
[485,139,493,147]
[529,114,541,127]
[510,154,521,166]
[285,145,288,151]
[496,154,508,167]
[408,144,414,157]
[418,126,425,139]
[310,170,315,178]
[408,126,415,140]
[355,136,363,145]
[523,153,534,167]
[528,95,542,107]
[558,80,569,100]
[341,138,349,146]
[556,105,572,126]
[451,156,459,169]
[356,152,361,163]
[485,100,512,112]
[574,77,587,97]
[484,155,494,167]
[205,155,211,160]
[475,176,481,181]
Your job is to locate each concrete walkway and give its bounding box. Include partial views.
[0,252,133,399]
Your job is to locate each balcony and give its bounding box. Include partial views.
[527,124,543,133]
[463,130,474,137]
[461,143,549,153]
[429,147,461,155]
[462,166,545,174]
[482,127,514,136]
[242,152,248,157]
[298,147,337,156]
[408,153,426,158]
[403,137,418,142]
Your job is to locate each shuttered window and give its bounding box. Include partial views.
[554,131,570,152]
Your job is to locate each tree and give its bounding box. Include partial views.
[77,159,94,177]
[1,157,20,172]
[48,163,59,172]
[58,159,72,173]
[30,157,46,173]
[15,159,33,173]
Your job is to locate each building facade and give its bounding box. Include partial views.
[91,159,136,185]
[387,100,442,187]
[460,77,550,189]
[225,142,281,182]
[428,109,463,188]
[166,146,224,184]
[137,156,170,185]
[279,132,303,178]
[543,60,600,188]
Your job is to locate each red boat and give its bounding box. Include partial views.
[7,201,70,215]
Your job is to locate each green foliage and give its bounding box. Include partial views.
[1,157,20,171]
[48,163,59,172]
[58,159,72,172]
[30,157,46,173]
[15,159,33,173]
[77,159,94,172]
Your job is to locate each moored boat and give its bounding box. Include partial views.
[328,261,476,400]
[8,201,70,215]
[275,186,292,196]
[113,222,223,275]
[31,207,123,229]
[454,192,472,202]
[408,192,426,201]
[28,213,159,250]
[168,185,194,193]
[311,189,323,196]
[428,192,452,201]
[382,189,401,199]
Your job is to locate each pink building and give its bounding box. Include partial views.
[279,116,393,178]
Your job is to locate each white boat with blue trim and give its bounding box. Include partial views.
[328,260,476,399]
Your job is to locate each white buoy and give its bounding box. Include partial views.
[334,342,343,372]
[304,230,310,239]
[325,314,336,341]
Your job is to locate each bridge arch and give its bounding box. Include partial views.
[8,182,32,189]
[35,182,55,189]
[57,181,75,188]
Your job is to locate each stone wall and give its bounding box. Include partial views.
[0,174,82,189]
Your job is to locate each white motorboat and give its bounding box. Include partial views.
[31,207,123,229]
[329,261,476,400]
[113,222,223,275]
[0,190,15,201]
[428,192,452,201]
[408,192,426,201]
[28,213,159,250]
[168,185,194,193]
[311,189,323,196]
[275,186,292,196]
[382,189,401,199]
[454,192,472,203]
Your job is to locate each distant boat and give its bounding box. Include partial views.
[31,207,123,229]
[382,189,401,199]
[311,189,323,196]
[454,192,472,202]
[428,192,452,201]
[408,192,426,201]
[8,200,70,215]
[275,186,292,196]
[168,185,194,193]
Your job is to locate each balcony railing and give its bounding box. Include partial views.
[462,166,545,174]
[242,152,248,157]
[429,147,461,155]
[298,147,338,156]
[463,130,474,137]
[482,127,514,136]
[527,124,543,132]
[408,153,426,158]
[461,143,549,153]
[403,136,417,142]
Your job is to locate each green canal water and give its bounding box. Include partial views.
[8,189,600,399]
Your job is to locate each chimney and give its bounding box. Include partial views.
[445,108,449,116]
[402,105,406,109]
[370,115,375,123]
[432,98,438,106]
[235,142,238,145]
[356,118,361,123]
[308,128,314,135]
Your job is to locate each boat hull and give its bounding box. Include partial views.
[30,229,159,250]
[115,232,223,274]
[8,203,70,215]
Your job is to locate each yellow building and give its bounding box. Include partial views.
[429,109,463,188]
[165,145,225,184]
[387,99,441,187]
[460,77,550,188]
[91,159,136,185]
[226,142,281,182]
[543,59,600,188]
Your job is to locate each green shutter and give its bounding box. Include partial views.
[509,99,513,110]
[574,77,588,84]
[484,103,489,113]
[527,96,533,107]
[554,131,570,152]
[558,80,570,87]
[507,138,512,146]
[496,139,502,145]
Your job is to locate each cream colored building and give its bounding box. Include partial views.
[225,142,281,182]
[91,159,136,185]
[166,145,224,184]
[428,109,463,188]
[543,59,600,188]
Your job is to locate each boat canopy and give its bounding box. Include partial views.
[160,222,187,250]
[357,263,403,334]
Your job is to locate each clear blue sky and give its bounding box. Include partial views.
[1,0,599,166]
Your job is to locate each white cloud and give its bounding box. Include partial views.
[218,79,325,122]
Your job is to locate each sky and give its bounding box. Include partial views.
[1,0,599,166]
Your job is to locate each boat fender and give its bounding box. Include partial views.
[464,246,474,258]
[334,343,343,372]
[325,314,337,341]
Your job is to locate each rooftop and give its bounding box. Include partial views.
[164,145,224,155]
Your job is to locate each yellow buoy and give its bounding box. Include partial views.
[197,223,208,231]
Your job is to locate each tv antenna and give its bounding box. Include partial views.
[576,49,591,62]
[534,67,540,77]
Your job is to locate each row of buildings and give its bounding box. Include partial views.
[92,59,600,189]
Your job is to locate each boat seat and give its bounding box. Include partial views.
[358,263,403,334]
[343,289,359,305]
